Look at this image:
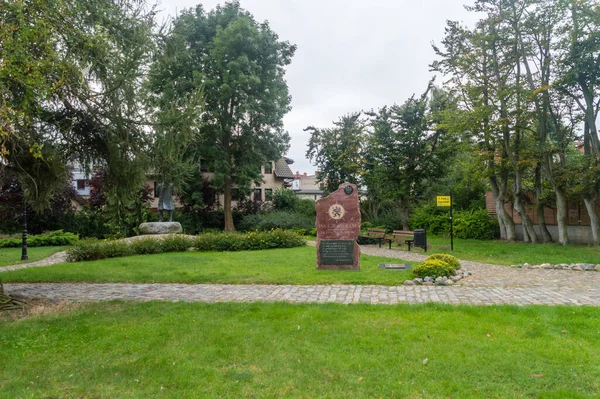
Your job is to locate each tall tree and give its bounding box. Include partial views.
[364,84,457,229]
[432,20,517,241]
[555,0,600,245]
[149,1,295,231]
[305,113,366,194]
[0,0,157,300]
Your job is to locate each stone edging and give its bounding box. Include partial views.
[513,263,600,271]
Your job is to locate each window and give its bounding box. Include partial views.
[265,189,273,201]
[253,188,262,202]
[153,182,159,198]
[76,179,88,190]
[264,161,273,174]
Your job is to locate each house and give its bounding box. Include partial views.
[146,158,295,208]
[290,171,325,201]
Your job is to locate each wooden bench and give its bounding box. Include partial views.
[358,228,386,248]
[385,230,415,251]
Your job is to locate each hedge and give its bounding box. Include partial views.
[0,230,79,248]
[66,229,306,262]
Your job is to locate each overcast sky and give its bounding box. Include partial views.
[158,0,482,174]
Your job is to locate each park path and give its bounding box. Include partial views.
[0,251,68,273]
[3,243,600,306]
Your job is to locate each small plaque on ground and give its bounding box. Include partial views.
[379,264,412,270]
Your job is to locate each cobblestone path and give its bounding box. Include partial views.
[4,243,600,306]
[0,251,68,273]
[5,283,600,306]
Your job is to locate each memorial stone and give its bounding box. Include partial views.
[315,182,360,270]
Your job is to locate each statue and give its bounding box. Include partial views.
[156,182,174,222]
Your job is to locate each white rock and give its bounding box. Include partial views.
[138,222,183,234]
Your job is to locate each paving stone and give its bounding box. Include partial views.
[4,242,600,307]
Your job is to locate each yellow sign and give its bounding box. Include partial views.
[436,196,451,207]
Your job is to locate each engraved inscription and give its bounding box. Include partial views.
[319,240,355,265]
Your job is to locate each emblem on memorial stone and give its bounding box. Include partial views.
[328,204,345,220]
[344,185,354,195]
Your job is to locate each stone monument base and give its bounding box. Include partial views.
[138,222,183,235]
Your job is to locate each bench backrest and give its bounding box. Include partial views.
[364,228,386,238]
[392,230,414,238]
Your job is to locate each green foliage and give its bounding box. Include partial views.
[194,230,306,252]
[238,212,315,234]
[67,239,134,262]
[272,189,299,211]
[66,230,306,262]
[363,84,458,224]
[306,113,366,193]
[409,204,450,235]
[453,208,500,240]
[410,204,499,240]
[427,254,461,270]
[61,209,111,239]
[0,230,78,248]
[413,259,456,278]
[149,1,296,230]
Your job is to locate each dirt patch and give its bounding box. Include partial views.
[0,298,81,321]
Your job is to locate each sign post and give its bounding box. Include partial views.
[436,195,453,251]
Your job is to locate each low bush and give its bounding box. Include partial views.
[0,230,79,248]
[427,254,461,270]
[67,230,306,262]
[129,238,162,255]
[67,239,133,262]
[409,204,449,235]
[453,208,499,240]
[413,259,456,278]
[161,235,194,253]
[238,211,315,234]
[410,205,499,240]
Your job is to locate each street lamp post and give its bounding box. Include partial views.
[21,197,28,261]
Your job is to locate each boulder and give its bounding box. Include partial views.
[138,222,183,235]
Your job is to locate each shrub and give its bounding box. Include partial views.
[129,237,161,255]
[427,254,461,270]
[0,230,79,248]
[67,230,306,262]
[409,204,449,235]
[66,239,133,262]
[272,188,299,211]
[413,259,456,278]
[410,205,499,240]
[238,211,314,234]
[453,208,499,240]
[160,235,194,252]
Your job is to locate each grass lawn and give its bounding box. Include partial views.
[395,235,600,266]
[1,301,599,398]
[0,247,414,285]
[0,246,66,267]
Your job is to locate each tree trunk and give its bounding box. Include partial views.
[0,279,26,311]
[491,175,515,241]
[555,188,569,246]
[583,195,600,246]
[399,197,410,231]
[535,164,553,243]
[223,177,235,231]
[513,170,539,243]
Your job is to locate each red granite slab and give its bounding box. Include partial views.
[315,183,361,270]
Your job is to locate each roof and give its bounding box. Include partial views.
[295,189,323,195]
[274,158,295,178]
